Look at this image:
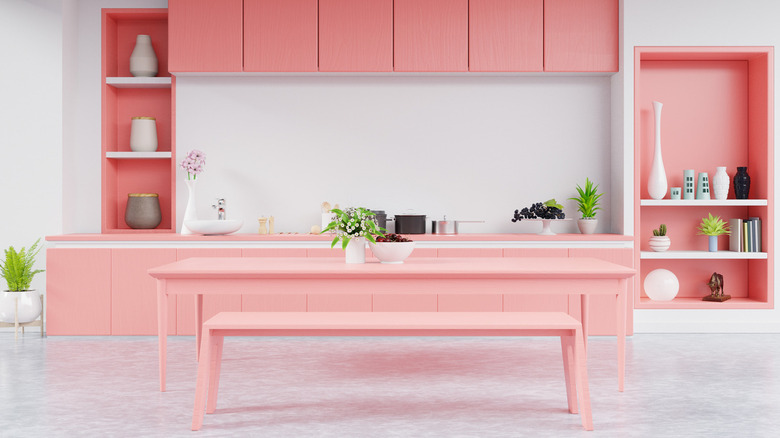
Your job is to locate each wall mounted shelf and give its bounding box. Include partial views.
[106,77,172,88]
[640,199,768,207]
[640,251,767,260]
[106,152,172,159]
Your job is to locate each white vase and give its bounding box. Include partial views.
[130,117,158,152]
[181,179,198,235]
[647,101,668,199]
[577,218,598,234]
[129,35,158,77]
[0,290,42,324]
[345,237,366,264]
[712,166,730,200]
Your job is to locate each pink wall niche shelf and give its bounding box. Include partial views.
[102,9,175,233]
[634,46,774,310]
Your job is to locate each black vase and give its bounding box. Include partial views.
[733,167,751,199]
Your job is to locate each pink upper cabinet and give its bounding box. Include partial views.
[394,0,468,72]
[244,0,318,72]
[168,0,242,72]
[319,0,392,72]
[543,0,618,72]
[469,0,543,72]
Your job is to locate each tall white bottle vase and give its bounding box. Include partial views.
[712,166,730,200]
[647,101,668,199]
[129,35,158,77]
[181,179,198,235]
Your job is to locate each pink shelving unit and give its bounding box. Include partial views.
[634,47,774,309]
[102,9,176,233]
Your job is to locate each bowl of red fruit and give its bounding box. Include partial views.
[369,234,415,264]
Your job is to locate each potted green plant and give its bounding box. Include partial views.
[568,178,603,234]
[649,224,670,252]
[321,207,384,264]
[0,239,45,324]
[697,213,730,252]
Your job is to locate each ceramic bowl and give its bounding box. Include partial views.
[369,241,415,264]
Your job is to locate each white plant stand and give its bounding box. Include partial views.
[0,294,45,339]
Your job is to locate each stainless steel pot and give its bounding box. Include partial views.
[394,214,426,234]
[431,216,484,234]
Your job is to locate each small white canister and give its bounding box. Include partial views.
[130,116,158,152]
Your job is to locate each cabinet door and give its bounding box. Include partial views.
[241,248,308,311]
[502,248,569,311]
[176,248,242,335]
[111,249,177,335]
[543,0,618,72]
[394,0,468,72]
[244,0,317,72]
[319,0,392,72]
[168,0,242,72]
[436,248,503,311]
[46,249,111,335]
[469,0,543,72]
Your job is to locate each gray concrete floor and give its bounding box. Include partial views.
[1,333,779,437]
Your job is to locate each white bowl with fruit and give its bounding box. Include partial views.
[369,234,415,264]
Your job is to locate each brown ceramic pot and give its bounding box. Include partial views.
[125,193,162,229]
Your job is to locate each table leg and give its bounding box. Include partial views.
[617,278,627,392]
[157,279,168,392]
[196,294,204,361]
[580,295,590,354]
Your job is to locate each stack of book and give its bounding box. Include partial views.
[729,217,762,252]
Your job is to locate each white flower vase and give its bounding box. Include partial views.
[129,35,158,77]
[345,237,366,264]
[647,101,668,199]
[713,166,730,200]
[181,179,198,235]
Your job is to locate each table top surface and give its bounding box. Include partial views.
[148,257,635,280]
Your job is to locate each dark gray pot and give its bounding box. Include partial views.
[125,193,162,229]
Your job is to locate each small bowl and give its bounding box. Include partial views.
[369,241,415,264]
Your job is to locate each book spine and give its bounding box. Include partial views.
[729,218,743,252]
[749,217,761,253]
[743,221,750,252]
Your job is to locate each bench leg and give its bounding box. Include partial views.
[560,335,578,414]
[192,329,213,431]
[206,335,224,414]
[574,326,593,431]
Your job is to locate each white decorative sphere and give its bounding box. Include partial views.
[643,269,680,301]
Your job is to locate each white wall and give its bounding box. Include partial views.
[624,0,780,332]
[0,0,63,297]
[176,76,613,234]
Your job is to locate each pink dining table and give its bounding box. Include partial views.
[148,256,635,392]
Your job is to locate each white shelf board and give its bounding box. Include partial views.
[106,152,171,159]
[640,250,767,260]
[640,199,768,206]
[106,77,172,88]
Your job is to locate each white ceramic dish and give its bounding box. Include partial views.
[369,241,415,264]
[183,219,243,235]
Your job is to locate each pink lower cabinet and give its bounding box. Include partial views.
[318,0,393,72]
[176,248,242,335]
[241,249,307,311]
[394,0,468,72]
[112,249,177,335]
[469,0,543,72]
[46,249,112,335]
[437,248,503,311]
[503,248,570,312]
[306,247,372,311]
[569,248,634,335]
[243,0,318,72]
[543,0,618,72]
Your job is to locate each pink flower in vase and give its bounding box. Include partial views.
[180,150,206,180]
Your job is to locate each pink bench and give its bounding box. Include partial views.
[192,311,593,431]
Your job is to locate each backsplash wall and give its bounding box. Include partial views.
[176,76,612,234]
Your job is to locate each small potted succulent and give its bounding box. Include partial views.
[697,213,730,252]
[568,178,603,234]
[321,207,384,264]
[649,224,670,252]
[0,239,45,324]
[369,233,415,264]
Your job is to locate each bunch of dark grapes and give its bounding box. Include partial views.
[375,233,412,242]
[512,202,565,222]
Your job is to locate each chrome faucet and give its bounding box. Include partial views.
[212,198,226,220]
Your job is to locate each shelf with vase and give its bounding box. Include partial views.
[640,250,767,260]
[634,46,774,310]
[106,77,172,88]
[106,151,172,159]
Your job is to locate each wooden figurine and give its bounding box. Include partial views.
[702,272,731,302]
